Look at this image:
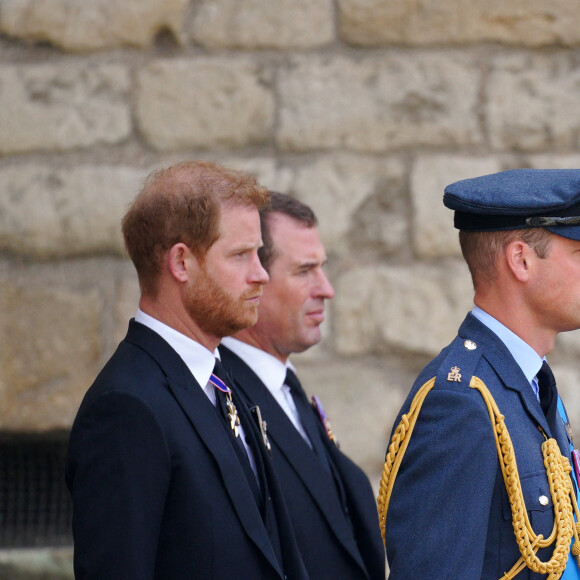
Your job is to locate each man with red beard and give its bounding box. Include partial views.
[66,162,308,580]
[220,192,385,580]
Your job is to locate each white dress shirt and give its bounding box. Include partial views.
[221,336,312,446]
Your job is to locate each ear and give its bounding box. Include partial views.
[505,240,533,282]
[167,243,199,283]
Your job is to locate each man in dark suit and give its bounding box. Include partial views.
[66,162,308,579]
[382,169,580,579]
[220,192,386,580]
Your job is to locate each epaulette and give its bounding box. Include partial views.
[434,335,484,391]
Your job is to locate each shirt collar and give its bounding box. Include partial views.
[471,305,544,385]
[221,336,294,394]
[135,309,218,391]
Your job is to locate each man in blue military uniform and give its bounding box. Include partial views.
[380,169,580,579]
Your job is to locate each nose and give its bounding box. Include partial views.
[314,270,334,300]
[250,252,269,285]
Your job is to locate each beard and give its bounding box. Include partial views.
[183,266,261,339]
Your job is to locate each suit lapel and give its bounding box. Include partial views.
[125,321,283,578]
[219,345,367,571]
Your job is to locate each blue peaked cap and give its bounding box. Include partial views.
[444,168,580,241]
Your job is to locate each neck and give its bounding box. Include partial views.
[139,295,221,352]
[233,327,289,363]
[474,295,556,358]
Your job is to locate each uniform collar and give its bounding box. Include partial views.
[471,306,543,386]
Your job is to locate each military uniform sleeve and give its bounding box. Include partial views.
[385,386,498,580]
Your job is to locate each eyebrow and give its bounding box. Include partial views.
[295,258,328,270]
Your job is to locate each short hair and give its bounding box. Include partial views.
[258,191,318,272]
[122,161,270,297]
[459,227,554,290]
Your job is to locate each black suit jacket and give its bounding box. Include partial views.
[66,320,308,580]
[219,344,386,580]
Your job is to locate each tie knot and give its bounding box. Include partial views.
[285,368,306,398]
[537,361,556,390]
[213,358,226,378]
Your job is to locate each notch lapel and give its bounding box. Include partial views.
[219,345,367,572]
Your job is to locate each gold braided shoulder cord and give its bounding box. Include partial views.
[377,375,580,580]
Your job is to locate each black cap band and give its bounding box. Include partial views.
[454,200,580,231]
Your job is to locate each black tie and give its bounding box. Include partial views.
[537,361,556,416]
[212,360,262,504]
[285,368,331,473]
[536,361,563,442]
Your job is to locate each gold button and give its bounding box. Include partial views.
[539,495,549,506]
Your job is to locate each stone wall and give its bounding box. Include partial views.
[3,0,580,573]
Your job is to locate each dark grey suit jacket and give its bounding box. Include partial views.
[220,344,386,580]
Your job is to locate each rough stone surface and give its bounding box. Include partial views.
[0,165,143,258]
[0,0,188,50]
[0,277,101,432]
[290,155,407,257]
[338,0,580,47]
[277,53,482,152]
[334,261,474,356]
[137,59,275,151]
[411,156,502,258]
[487,53,580,151]
[191,0,334,48]
[0,64,131,154]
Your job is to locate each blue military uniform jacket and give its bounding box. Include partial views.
[386,313,573,580]
[66,320,308,580]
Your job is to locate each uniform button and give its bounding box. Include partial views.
[539,495,549,506]
[464,339,477,350]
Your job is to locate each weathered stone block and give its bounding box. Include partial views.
[411,156,502,258]
[0,0,188,50]
[0,64,130,154]
[0,275,101,431]
[289,154,407,257]
[488,53,580,151]
[338,0,580,47]
[0,165,143,259]
[191,0,334,48]
[137,58,275,151]
[334,262,473,356]
[277,53,482,152]
[527,154,580,170]
[220,157,295,194]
